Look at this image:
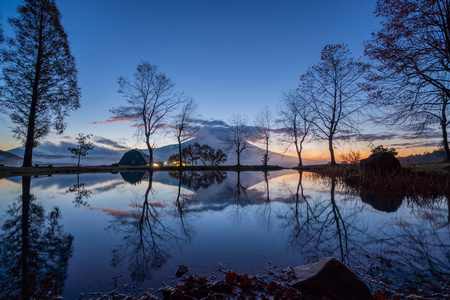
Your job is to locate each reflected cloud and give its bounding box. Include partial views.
[87,207,135,218]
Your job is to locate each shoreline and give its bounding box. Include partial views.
[1,161,449,178]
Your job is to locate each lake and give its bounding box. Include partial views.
[0,170,448,298]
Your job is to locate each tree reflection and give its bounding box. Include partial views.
[172,171,196,243]
[255,171,273,232]
[0,176,74,299]
[280,171,449,296]
[66,173,92,207]
[281,173,360,265]
[222,171,250,224]
[169,170,227,190]
[368,196,450,295]
[110,171,193,282]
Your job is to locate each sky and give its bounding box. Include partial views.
[0,0,443,160]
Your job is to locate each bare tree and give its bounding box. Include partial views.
[222,113,251,166]
[172,98,198,165]
[111,62,182,165]
[278,90,313,167]
[301,44,368,165]
[0,0,81,167]
[365,0,450,162]
[0,11,4,45]
[254,107,273,166]
[67,133,94,167]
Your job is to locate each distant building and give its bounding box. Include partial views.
[118,149,150,165]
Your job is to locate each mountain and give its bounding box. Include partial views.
[4,135,322,167]
[149,138,319,167]
[0,150,22,165]
[6,141,125,166]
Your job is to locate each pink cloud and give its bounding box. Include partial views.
[89,116,136,125]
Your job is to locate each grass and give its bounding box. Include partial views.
[309,162,450,205]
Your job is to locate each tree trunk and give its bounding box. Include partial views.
[146,139,153,166]
[328,136,336,165]
[441,101,450,162]
[237,150,241,166]
[178,136,183,167]
[21,176,31,298]
[23,11,44,168]
[264,137,269,166]
[77,153,81,167]
[297,148,303,167]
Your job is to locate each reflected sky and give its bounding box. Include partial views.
[0,170,448,298]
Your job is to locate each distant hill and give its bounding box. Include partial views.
[0,150,22,165]
[398,150,446,164]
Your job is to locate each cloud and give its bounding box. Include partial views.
[389,141,439,148]
[191,118,229,127]
[95,137,128,150]
[89,116,136,125]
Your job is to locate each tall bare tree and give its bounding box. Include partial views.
[111,62,182,165]
[0,0,81,167]
[302,44,368,165]
[254,107,273,166]
[222,113,251,166]
[278,90,314,167]
[0,11,4,45]
[365,0,450,162]
[172,98,198,165]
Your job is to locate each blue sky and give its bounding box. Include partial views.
[2,0,435,159]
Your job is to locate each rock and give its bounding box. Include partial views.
[289,257,372,300]
[359,152,401,175]
[175,264,189,278]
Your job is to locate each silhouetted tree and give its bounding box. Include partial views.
[365,0,450,162]
[0,12,4,45]
[171,142,227,166]
[371,145,398,156]
[111,62,183,165]
[254,107,273,166]
[0,0,81,167]
[278,90,314,167]
[222,113,251,166]
[0,176,73,298]
[68,133,94,167]
[172,98,198,166]
[301,44,368,165]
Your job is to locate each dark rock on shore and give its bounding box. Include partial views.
[175,265,189,278]
[289,257,372,300]
[360,152,401,175]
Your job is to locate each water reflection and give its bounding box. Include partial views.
[109,171,194,282]
[168,170,227,190]
[0,170,448,297]
[0,176,73,299]
[66,173,92,207]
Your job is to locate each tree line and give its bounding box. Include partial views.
[0,0,449,168]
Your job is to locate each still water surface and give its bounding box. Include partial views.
[0,170,448,298]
